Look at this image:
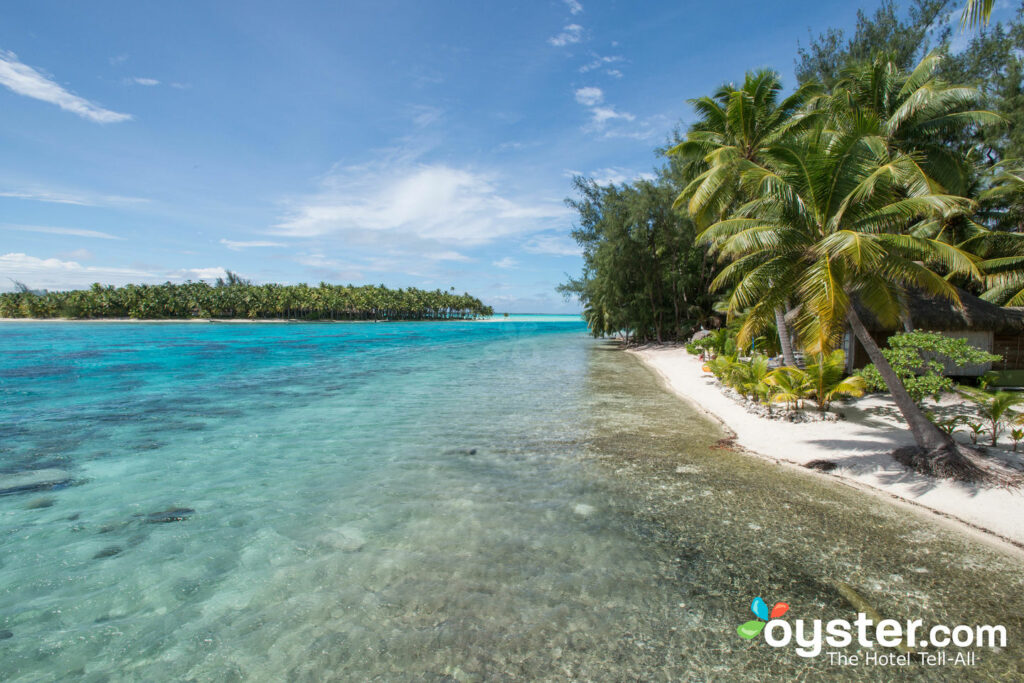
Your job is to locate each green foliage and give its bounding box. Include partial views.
[859,331,1002,404]
[0,281,493,321]
[561,177,718,343]
[795,0,951,88]
[967,421,985,444]
[927,412,968,434]
[764,366,813,411]
[1011,427,1024,451]
[958,387,1023,445]
[804,351,868,411]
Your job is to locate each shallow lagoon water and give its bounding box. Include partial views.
[1,319,1023,681]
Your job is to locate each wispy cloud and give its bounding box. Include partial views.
[548,24,583,47]
[605,69,623,79]
[522,234,580,257]
[579,54,623,73]
[3,224,123,240]
[564,0,584,14]
[273,156,569,247]
[588,167,655,186]
[492,257,518,269]
[131,77,159,86]
[219,239,287,251]
[0,186,148,207]
[410,104,444,128]
[0,253,230,290]
[589,106,635,127]
[574,86,603,106]
[572,86,636,131]
[0,50,132,123]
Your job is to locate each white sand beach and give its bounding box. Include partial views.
[632,344,1024,551]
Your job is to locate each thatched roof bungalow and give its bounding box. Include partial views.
[846,289,1024,377]
[785,289,1024,378]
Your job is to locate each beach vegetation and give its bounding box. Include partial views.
[804,351,868,411]
[0,280,494,321]
[859,332,1002,405]
[958,387,1023,445]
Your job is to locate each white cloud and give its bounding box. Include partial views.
[590,167,655,186]
[564,0,583,14]
[4,224,122,240]
[574,86,603,106]
[410,105,444,128]
[169,82,191,90]
[0,186,147,207]
[273,159,569,247]
[176,267,228,281]
[0,252,229,291]
[424,251,471,262]
[492,257,518,269]
[605,69,623,79]
[131,77,159,86]
[548,24,583,47]
[59,248,94,261]
[522,234,580,257]
[219,239,287,251]
[579,54,623,73]
[0,50,132,123]
[590,106,635,127]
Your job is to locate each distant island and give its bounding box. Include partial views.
[0,273,493,321]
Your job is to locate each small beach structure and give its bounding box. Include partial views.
[840,289,1024,379]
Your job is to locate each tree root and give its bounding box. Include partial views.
[893,443,1022,487]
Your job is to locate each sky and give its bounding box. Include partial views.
[0,0,1010,312]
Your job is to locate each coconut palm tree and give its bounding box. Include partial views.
[830,52,1003,197]
[698,98,1004,481]
[669,70,822,365]
[804,350,867,411]
[961,0,994,28]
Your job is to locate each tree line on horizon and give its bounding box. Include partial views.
[0,276,494,321]
[562,0,1024,481]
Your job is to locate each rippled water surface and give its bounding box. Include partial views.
[1,319,1023,681]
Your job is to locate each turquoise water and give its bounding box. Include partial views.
[2,320,1024,681]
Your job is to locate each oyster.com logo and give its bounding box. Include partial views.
[737,597,789,639]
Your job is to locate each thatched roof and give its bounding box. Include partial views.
[786,289,1024,334]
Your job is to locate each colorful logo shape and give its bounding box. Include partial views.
[737,597,789,639]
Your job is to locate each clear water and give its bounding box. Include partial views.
[1,320,1022,681]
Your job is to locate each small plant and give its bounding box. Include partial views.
[967,421,985,445]
[804,350,867,411]
[927,412,966,435]
[765,366,812,412]
[1011,428,1024,452]
[959,388,1022,447]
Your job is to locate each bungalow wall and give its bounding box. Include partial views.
[845,329,1009,376]
[993,333,1024,371]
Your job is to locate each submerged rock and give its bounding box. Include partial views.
[0,469,72,496]
[26,496,55,509]
[572,503,596,517]
[805,459,838,472]
[144,507,195,523]
[317,526,366,552]
[93,545,123,559]
[0,629,11,640]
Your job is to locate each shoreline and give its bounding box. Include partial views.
[629,343,1024,557]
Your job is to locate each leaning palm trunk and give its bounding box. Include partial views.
[774,306,798,367]
[846,305,998,482]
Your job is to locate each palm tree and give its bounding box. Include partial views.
[959,388,1022,446]
[831,52,1002,198]
[961,0,994,29]
[804,350,867,411]
[669,70,821,366]
[764,366,812,412]
[699,100,1001,480]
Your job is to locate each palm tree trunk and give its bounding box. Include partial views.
[774,306,798,367]
[846,304,986,480]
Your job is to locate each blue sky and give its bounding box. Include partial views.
[0,0,1005,312]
